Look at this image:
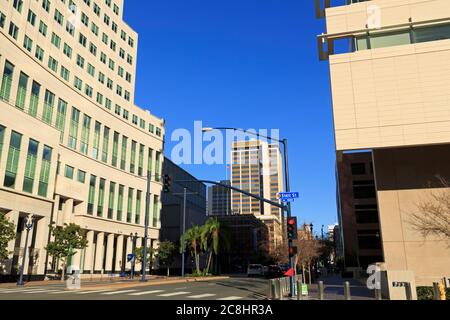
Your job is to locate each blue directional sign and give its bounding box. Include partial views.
[127,254,135,262]
[281,198,295,203]
[278,192,300,200]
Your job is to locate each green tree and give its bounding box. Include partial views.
[180,225,202,274]
[156,241,177,277]
[134,246,155,274]
[0,213,16,261]
[46,223,88,281]
[201,218,230,275]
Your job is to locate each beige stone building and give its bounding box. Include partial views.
[0,0,165,280]
[230,140,283,254]
[318,0,450,285]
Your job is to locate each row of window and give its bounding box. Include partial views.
[4,3,134,107]
[60,162,160,227]
[0,124,53,197]
[0,59,163,177]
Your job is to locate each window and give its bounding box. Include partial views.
[130,140,136,174]
[23,139,39,193]
[39,21,47,36]
[35,46,44,61]
[87,175,96,215]
[42,90,55,124]
[27,10,36,26]
[77,170,86,183]
[76,55,85,68]
[38,146,52,197]
[127,188,133,223]
[74,77,82,90]
[155,151,161,181]
[63,43,72,58]
[55,99,67,143]
[152,195,159,227]
[0,126,5,163]
[68,107,80,149]
[87,63,95,77]
[23,35,33,52]
[0,12,6,29]
[51,32,61,48]
[60,66,70,81]
[353,180,376,199]
[79,33,87,47]
[97,178,105,217]
[29,81,41,117]
[80,115,91,155]
[0,61,14,101]
[102,127,110,163]
[117,185,124,221]
[357,230,382,250]
[13,0,23,13]
[120,136,127,170]
[355,204,379,224]
[112,132,119,167]
[147,148,153,178]
[15,72,28,110]
[8,22,19,40]
[42,0,50,12]
[4,131,22,188]
[135,190,141,224]
[138,144,144,176]
[92,121,101,160]
[54,9,64,25]
[108,182,116,219]
[65,165,74,179]
[48,56,58,72]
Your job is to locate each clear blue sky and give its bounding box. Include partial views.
[124,0,337,231]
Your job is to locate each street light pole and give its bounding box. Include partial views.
[17,215,35,286]
[130,232,137,279]
[182,187,187,278]
[141,171,151,282]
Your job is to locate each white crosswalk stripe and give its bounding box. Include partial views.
[75,289,112,295]
[187,294,216,299]
[21,290,60,294]
[218,296,243,300]
[157,291,190,297]
[101,289,138,295]
[128,290,165,296]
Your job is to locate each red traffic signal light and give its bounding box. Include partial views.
[289,246,298,257]
[287,217,298,240]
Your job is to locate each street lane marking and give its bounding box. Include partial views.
[218,296,243,300]
[21,290,60,294]
[128,290,165,296]
[187,294,216,299]
[157,291,190,297]
[101,289,138,295]
[75,290,112,294]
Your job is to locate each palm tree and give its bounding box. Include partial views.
[180,225,202,274]
[201,218,230,275]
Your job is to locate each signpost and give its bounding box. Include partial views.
[127,254,135,263]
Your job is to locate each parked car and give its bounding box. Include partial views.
[267,265,283,278]
[247,264,265,277]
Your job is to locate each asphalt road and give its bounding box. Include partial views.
[0,277,268,300]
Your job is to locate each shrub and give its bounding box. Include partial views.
[417,286,450,300]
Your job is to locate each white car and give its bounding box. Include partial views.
[247,264,265,277]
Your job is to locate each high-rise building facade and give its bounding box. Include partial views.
[230,140,283,254]
[318,0,450,285]
[0,0,165,280]
[207,180,231,216]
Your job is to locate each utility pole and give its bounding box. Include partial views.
[141,171,151,282]
[182,187,187,277]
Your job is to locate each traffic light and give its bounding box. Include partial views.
[163,174,172,193]
[289,246,298,258]
[287,217,298,240]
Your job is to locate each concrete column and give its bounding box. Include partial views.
[94,232,105,272]
[34,216,50,275]
[115,235,124,272]
[4,210,19,274]
[105,233,115,272]
[52,194,60,227]
[83,231,95,273]
[125,236,133,271]
[63,199,74,224]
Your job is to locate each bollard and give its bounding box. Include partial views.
[405,282,413,301]
[433,282,440,300]
[344,281,351,300]
[297,279,303,301]
[279,278,284,300]
[269,279,276,300]
[318,281,325,300]
[375,288,382,300]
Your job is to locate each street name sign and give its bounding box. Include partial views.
[277,192,300,200]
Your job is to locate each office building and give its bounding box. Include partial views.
[318,0,450,285]
[207,180,231,216]
[160,157,207,274]
[0,0,164,281]
[230,140,283,254]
